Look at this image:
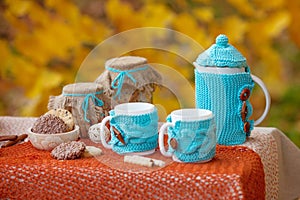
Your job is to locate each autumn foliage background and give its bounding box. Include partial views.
[1,0,300,146]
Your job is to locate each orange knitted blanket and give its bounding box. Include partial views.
[0,140,265,199]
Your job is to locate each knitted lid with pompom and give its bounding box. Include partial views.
[195,34,247,68]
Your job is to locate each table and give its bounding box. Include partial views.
[1,116,300,199]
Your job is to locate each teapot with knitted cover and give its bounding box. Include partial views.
[193,34,271,145]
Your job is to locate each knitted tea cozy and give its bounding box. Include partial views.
[195,70,255,145]
[108,109,159,154]
[166,115,217,163]
[195,34,247,68]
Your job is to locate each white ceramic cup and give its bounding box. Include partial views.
[159,108,216,163]
[169,108,213,122]
[193,62,271,126]
[100,102,157,155]
[113,102,155,115]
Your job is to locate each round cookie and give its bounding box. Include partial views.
[51,141,86,160]
[46,109,75,131]
[32,114,68,134]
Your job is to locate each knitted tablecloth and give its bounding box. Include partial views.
[241,129,279,200]
[0,117,267,199]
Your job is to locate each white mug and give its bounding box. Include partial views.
[113,102,155,115]
[159,108,216,163]
[100,102,159,155]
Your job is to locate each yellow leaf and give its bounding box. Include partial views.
[227,0,256,16]
[193,0,211,3]
[0,40,10,61]
[28,2,51,27]
[27,69,62,98]
[76,15,111,43]
[14,20,80,66]
[193,7,214,23]
[106,0,141,31]
[4,8,31,32]
[140,3,174,27]
[22,68,63,116]
[10,56,40,88]
[13,32,48,66]
[0,40,15,81]
[5,0,32,16]
[286,0,300,48]
[46,0,80,24]
[222,15,248,43]
[258,47,285,97]
[172,13,210,47]
[253,0,284,10]
[262,11,290,38]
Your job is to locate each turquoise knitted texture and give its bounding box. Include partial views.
[108,109,158,154]
[166,116,216,163]
[195,69,254,145]
[196,34,247,68]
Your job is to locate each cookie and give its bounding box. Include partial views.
[51,141,86,160]
[81,146,103,158]
[46,109,75,131]
[32,114,68,134]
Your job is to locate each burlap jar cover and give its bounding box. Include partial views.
[95,56,162,107]
[48,82,110,138]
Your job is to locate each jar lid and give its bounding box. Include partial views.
[63,82,103,94]
[105,56,148,70]
[195,34,247,68]
[98,56,162,87]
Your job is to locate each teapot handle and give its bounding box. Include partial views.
[251,75,271,126]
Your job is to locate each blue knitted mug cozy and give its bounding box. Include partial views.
[108,109,158,154]
[194,34,254,145]
[166,115,216,163]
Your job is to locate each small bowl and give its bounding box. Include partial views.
[27,125,80,151]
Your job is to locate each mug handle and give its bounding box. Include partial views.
[100,116,113,149]
[159,122,174,157]
[251,75,271,126]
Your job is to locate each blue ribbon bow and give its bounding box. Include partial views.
[105,66,148,99]
[63,91,104,123]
